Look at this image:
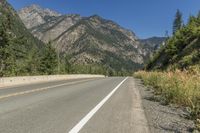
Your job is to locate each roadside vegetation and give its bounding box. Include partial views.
[135,10,200,131]
[134,67,200,130]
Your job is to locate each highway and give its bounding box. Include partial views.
[0,77,149,133]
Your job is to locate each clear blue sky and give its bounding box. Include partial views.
[8,0,200,39]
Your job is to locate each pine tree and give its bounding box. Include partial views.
[197,11,200,19]
[173,10,183,35]
[39,42,58,75]
[0,23,7,76]
[63,55,71,74]
[188,15,196,25]
[0,14,12,76]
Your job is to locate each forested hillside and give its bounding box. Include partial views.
[0,1,139,77]
[0,0,58,77]
[0,1,166,77]
[18,5,155,75]
[135,11,200,131]
[146,12,200,71]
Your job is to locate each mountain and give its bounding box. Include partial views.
[18,5,150,72]
[18,4,61,29]
[145,16,200,70]
[140,37,166,50]
[139,37,166,63]
[0,0,57,76]
[0,1,44,48]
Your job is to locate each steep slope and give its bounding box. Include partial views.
[0,0,47,76]
[31,14,81,43]
[0,1,44,48]
[140,37,166,50]
[18,4,61,29]
[18,5,150,72]
[139,37,166,63]
[146,16,200,70]
[53,16,146,70]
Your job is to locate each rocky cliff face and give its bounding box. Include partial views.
[18,4,61,29]
[18,5,150,71]
[139,37,167,62]
[140,37,166,50]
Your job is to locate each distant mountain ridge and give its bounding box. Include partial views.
[18,5,153,72]
[140,37,166,50]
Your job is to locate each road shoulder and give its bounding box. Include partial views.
[135,78,196,133]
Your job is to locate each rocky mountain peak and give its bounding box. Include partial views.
[18,4,157,71]
[89,14,103,20]
[27,4,40,10]
[18,4,61,29]
[87,15,138,42]
[21,4,61,17]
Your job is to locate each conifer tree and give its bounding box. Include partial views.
[197,11,200,19]
[173,10,183,35]
[0,23,7,76]
[39,42,58,75]
[0,14,12,76]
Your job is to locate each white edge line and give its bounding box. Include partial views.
[68,77,128,133]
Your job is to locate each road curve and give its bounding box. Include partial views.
[0,77,149,133]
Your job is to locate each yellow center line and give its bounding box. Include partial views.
[0,79,95,100]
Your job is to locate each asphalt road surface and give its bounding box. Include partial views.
[0,77,149,133]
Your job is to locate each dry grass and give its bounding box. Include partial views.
[134,67,200,130]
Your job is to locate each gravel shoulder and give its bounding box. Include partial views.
[134,78,196,133]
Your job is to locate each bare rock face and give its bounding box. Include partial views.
[33,14,82,43]
[18,4,61,29]
[18,5,151,71]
